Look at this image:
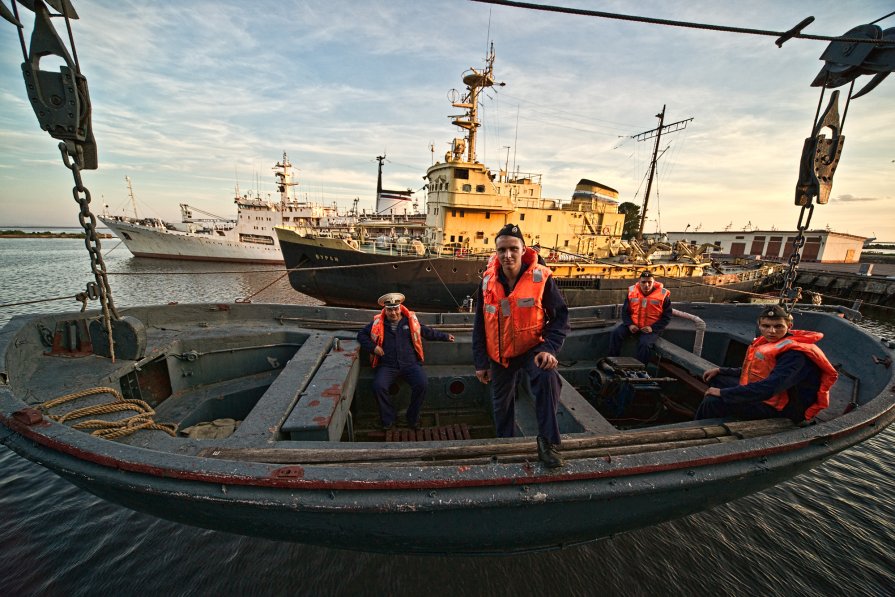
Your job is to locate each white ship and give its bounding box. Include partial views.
[100,154,351,264]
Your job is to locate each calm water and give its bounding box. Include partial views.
[1,239,893,596]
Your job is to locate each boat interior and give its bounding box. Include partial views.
[2,301,883,464]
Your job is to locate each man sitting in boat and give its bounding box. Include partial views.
[345,235,359,250]
[608,269,672,364]
[473,223,570,468]
[695,305,838,422]
[357,292,455,431]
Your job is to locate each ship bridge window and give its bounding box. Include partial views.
[485,211,490,219]
[547,215,552,222]
[520,214,525,221]
[476,231,484,240]
[451,209,456,217]
[460,210,465,217]
[455,169,469,179]
[462,184,472,192]
[476,184,485,193]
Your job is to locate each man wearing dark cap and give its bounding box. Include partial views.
[357,292,455,430]
[695,305,838,422]
[473,223,570,468]
[608,269,672,364]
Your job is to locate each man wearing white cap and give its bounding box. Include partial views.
[357,292,455,430]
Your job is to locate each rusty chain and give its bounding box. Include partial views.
[58,140,118,359]
[778,203,814,313]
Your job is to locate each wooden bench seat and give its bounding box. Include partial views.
[516,373,618,436]
[281,339,360,441]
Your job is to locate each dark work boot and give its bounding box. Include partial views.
[537,436,564,469]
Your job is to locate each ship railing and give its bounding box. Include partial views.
[356,239,491,260]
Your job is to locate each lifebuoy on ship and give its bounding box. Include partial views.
[602,226,611,235]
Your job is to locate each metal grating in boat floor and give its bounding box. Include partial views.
[386,423,471,442]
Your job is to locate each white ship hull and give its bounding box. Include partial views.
[100,217,287,264]
[99,153,362,264]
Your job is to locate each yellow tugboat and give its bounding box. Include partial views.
[277,47,779,310]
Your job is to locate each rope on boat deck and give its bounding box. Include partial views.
[40,387,177,439]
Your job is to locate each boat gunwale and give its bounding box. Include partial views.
[2,388,893,493]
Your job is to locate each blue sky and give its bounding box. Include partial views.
[1,1,893,240]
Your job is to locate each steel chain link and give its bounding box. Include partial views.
[59,141,119,360]
[778,203,814,313]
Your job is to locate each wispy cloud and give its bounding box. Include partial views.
[0,0,893,237]
[832,194,886,203]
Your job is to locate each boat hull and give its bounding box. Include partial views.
[279,230,777,310]
[0,424,861,555]
[101,217,286,264]
[0,302,893,554]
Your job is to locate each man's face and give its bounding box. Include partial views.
[638,277,655,293]
[496,236,524,277]
[384,305,401,322]
[758,317,791,342]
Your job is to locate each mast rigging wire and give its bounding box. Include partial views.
[470,0,893,45]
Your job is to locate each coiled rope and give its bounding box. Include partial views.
[40,387,177,439]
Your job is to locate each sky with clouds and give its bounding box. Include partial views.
[1,0,893,240]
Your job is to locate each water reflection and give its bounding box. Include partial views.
[0,238,320,326]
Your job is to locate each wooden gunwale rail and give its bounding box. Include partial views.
[198,419,795,465]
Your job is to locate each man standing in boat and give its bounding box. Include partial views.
[608,269,672,364]
[695,305,838,422]
[358,292,455,431]
[473,224,570,469]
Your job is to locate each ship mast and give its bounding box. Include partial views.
[273,152,296,210]
[632,106,693,239]
[376,154,385,199]
[451,44,498,163]
[125,175,138,218]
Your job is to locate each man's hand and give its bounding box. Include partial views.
[702,368,720,383]
[641,325,653,334]
[476,369,491,384]
[628,324,640,334]
[373,346,385,357]
[447,334,455,342]
[704,387,721,398]
[533,351,558,370]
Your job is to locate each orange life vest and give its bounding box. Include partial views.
[369,305,424,368]
[481,247,551,367]
[739,329,838,420]
[627,282,670,328]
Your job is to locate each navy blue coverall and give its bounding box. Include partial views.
[472,263,570,445]
[357,315,452,428]
[608,291,672,364]
[695,349,823,422]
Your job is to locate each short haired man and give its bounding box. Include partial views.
[473,223,570,468]
[608,269,672,364]
[357,292,455,430]
[695,305,838,422]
